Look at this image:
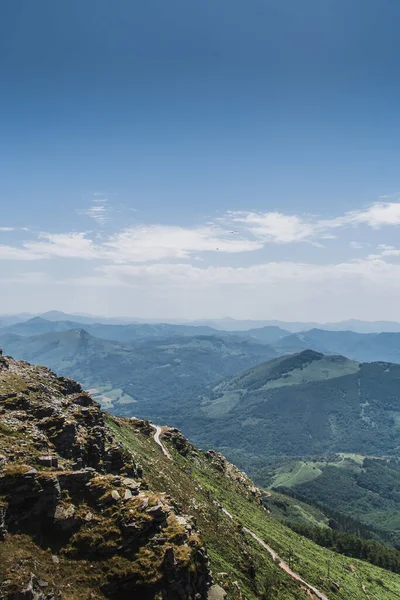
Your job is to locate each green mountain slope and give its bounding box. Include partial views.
[197,350,400,457]
[3,353,400,599]
[0,330,276,420]
[273,456,400,540]
[192,351,400,541]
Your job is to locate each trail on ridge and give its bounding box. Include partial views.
[150,423,172,460]
[152,428,329,599]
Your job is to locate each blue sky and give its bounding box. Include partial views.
[1,0,400,320]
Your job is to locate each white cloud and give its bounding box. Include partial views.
[86,201,109,225]
[344,201,400,228]
[77,197,111,225]
[227,200,400,245]
[3,255,400,321]
[368,246,400,260]
[0,227,15,232]
[0,225,262,263]
[71,255,397,290]
[0,245,39,261]
[2,198,400,272]
[104,225,262,263]
[24,232,100,259]
[227,211,314,243]
[51,255,400,321]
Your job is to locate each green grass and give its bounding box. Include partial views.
[262,490,329,529]
[107,416,400,600]
[271,461,323,488]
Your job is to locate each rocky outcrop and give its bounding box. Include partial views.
[204,450,262,504]
[163,427,200,458]
[0,353,211,600]
[151,428,262,505]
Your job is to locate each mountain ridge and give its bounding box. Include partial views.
[1,351,400,599]
[192,350,400,461]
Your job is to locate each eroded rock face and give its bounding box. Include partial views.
[204,451,262,504]
[0,353,211,600]
[0,355,137,476]
[163,428,196,457]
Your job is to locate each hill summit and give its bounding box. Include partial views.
[197,349,400,458]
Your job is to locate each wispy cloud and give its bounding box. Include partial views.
[67,256,400,294]
[0,245,38,260]
[2,199,400,267]
[3,198,400,320]
[0,225,262,263]
[342,201,400,228]
[24,232,99,259]
[226,211,314,243]
[104,225,262,262]
[77,196,111,226]
[225,200,400,244]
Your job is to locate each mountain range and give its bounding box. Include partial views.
[2,351,400,599]
[0,327,277,421]
[2,315,400,433]
[4,315,400,362]
[0,316,221,342]
[272,328,400,363]
[3,311,400,332]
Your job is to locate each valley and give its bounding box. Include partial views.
[2,313,400,578]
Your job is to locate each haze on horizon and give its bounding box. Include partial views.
[2,1,400,322]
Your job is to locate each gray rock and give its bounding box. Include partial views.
[53,503,80,531]
[208,584,227,600]
[124,489,133,501]
[38,456,58,468]
[146,503,167,521]
[54,504,76,521]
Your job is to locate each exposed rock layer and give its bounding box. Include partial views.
[0,353,211,600]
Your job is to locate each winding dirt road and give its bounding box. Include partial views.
[150,423,172,460]
[222,509,329,599]
[150,427,329,600]
[244,528,329,600]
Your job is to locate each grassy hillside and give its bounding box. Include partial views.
[0,329,276,422]
[4,352,400,599]
[108,417,400,600]
[273,457,400,538]
[195,350,400,459]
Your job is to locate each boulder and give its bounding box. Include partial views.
[38,456,58,468]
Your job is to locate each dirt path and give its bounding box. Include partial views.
[280,462,306,487]
[148,426,328,599]
[222,508,329,600]
[150,423,172,460]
